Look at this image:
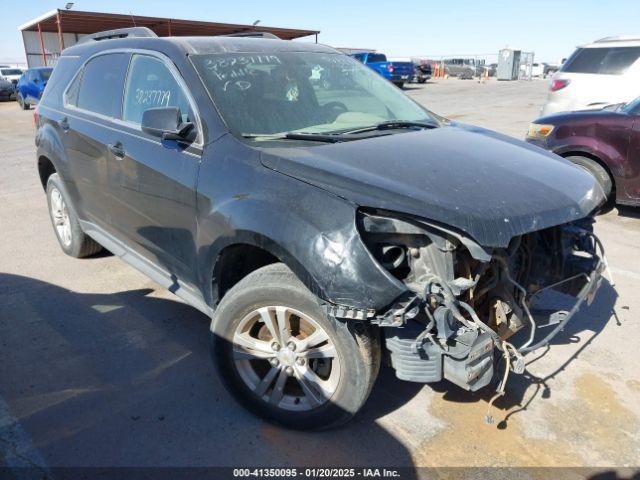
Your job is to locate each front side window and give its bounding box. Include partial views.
[77,53,129,117]
[190,52,436,138]
[122,54,192,125]
[562,47,640,75]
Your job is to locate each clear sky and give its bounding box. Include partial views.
[1,0,639,64]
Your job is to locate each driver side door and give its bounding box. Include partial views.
[107,52,202,287]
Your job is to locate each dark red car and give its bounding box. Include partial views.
[526,97,640,206]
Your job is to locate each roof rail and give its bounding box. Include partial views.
[222,31,281,39]
[77,27,157,45]
[594,35,640,43]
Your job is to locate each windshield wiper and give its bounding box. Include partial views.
[241,122,430,142]
[242,132,360,143]
[341,120,438,135]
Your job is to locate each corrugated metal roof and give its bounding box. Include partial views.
[18,9,319,41]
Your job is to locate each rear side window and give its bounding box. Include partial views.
[40,69,52,82]
[64,71,82,106]
[122,54,192,125]
[367,54,387,63]
[562,47,640,75]
[77,53,129,117]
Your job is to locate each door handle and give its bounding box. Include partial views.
[108,142,125,159]
[59,117,69,132]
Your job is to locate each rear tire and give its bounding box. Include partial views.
[46,173,102,258]
[566,155,613,200]
[17,92,29,110]
[211,263,380,430]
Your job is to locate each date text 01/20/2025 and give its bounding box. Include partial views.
[232,468,401,477]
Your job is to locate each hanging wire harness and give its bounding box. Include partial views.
[360,212,608,423]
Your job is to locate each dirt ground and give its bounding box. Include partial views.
[1,78,639,477]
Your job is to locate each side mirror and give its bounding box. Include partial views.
[141,107,196,142]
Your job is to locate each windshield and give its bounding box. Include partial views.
[622,96,640,114]
[190,52,437,138]
[40,69,52,81]
[1,69,22,76]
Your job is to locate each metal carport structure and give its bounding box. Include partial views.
[18,9,320,67]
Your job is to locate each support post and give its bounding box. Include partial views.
[37,23,47,67]
[168,18,172,36]
[56,11,65,51]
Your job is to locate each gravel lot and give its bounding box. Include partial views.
[1,78,639,476]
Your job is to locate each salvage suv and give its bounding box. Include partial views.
[36,27,607,430]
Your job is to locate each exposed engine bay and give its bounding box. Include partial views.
[356,210,606,417]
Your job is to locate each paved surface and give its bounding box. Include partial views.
[1,79,640,474]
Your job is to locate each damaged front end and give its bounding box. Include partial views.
[356,210,607,401]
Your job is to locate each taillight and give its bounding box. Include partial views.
[33,109,38,127]
[388,64,394,73]
[550,79,570,92]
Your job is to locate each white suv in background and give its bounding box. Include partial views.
[0,67,24,85]
[541,35,640,116]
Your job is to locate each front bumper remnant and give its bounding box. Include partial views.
[379,225,608,393]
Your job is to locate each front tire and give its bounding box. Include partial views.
[211,263,380,430]
[566,155,613,200]
[46,173,102,258]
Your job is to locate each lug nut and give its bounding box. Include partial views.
[287,341,296,351]
[270,358,279,367]
[271,342,280,351]
[285,366,294,376]
[296,358,305,366]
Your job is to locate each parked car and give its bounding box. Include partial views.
[0,78,16,101]
[15,67,52,109]
[441,58,477,78]
[351,52,414,87]
[36,27,607,430]
[0,67,23,87]
[527,97,640,206]
[531,62,544,78]
[541,36,640,116]
[411,63,432,83]
[543,63,561,78]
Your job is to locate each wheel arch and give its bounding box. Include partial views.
[205,233,327,311]
[556,148,616,196]
[37,154,57,191]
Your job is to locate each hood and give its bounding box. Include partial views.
[260,124,605,248]
[537,108,626,125]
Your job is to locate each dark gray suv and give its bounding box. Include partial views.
[36,27,607,429]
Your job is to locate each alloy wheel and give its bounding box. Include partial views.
[50,187,72,247]
[232,306,341,411]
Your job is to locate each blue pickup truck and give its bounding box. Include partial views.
[351,52,414,88]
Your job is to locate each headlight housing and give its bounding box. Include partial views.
[526,123,555,139]
[357,210,492,286]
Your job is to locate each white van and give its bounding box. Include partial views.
[541,36,640,116]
